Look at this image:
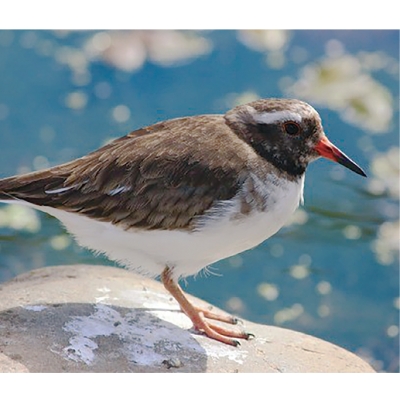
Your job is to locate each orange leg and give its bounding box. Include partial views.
[161,267,253,346]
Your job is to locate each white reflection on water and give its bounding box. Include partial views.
[237,30,290,52]
[285,41,395,134]
[0,204,41,233]
[237,30,291,69]
[368,147,399,199]
[372,220,400,266]
[367,147,400,266]
[84,31,212,72]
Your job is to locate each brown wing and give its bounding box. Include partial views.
[0,116,250,230]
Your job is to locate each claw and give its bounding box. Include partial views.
[245,332,255,340]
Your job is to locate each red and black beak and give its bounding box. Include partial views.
[315,136,367,177]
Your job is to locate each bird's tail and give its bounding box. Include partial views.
[0,169,67,205]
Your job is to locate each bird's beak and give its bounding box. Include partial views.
[315,136,367,177]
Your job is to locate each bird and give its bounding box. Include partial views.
[0,98,366,346]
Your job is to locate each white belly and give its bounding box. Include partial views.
[1,175,304,280]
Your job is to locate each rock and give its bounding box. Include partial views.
[0,264,374,373]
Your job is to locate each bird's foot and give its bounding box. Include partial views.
[187,307,253,346]
[193,305,240,325]
[161,267,253,346]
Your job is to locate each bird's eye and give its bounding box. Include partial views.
[283,121,301,135]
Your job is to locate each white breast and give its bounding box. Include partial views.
[1,174,304,280]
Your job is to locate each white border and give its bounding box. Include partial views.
[2,1,399,29]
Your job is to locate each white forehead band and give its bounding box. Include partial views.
[251,109,303,125]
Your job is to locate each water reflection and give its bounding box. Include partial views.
[0,204,41,233]
[368,147,399,199]
[84,31,212,72]
[237,30,290,69]
[372,220,400,266]
[285,40,394,133]
[367,147,400,266]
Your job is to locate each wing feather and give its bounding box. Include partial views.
[0,116,251,230]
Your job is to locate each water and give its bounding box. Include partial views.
[0,30,398,372]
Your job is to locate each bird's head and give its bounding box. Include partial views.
[225,98,366,178]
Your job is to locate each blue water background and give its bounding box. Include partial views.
[0,30,398,372]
